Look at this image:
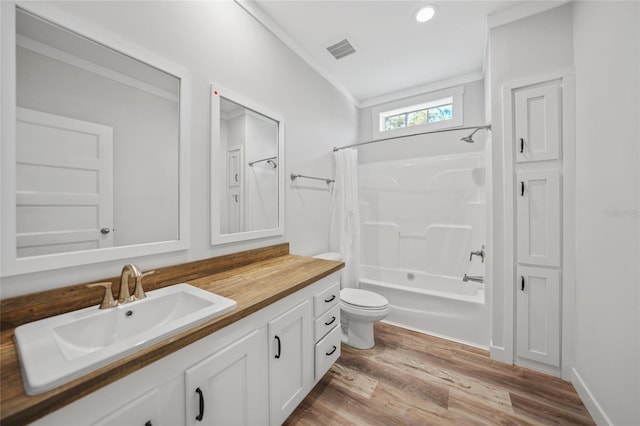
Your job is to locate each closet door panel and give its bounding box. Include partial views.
[517,170,561,267]
[515,81,561,162]
[516,266,561,367]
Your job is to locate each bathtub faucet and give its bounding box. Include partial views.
[462,274,484,284]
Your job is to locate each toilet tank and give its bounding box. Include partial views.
[312,252,342,261]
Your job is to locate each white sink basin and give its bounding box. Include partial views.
[14,283,237,395]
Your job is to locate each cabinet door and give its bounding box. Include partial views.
[268,300,313,426]
[517,170,561,267]
[93,388,160,426]
[516,266,561,367]
[515,81,561,162]
[185,329,268,426]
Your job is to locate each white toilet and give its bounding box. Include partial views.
[313,252,390,349]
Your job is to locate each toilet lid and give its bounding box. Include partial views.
[340,288,389,309]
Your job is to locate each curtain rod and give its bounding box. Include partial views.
[333,124,492,152]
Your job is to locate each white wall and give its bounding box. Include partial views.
[573,2,639,424]
[488,4,574,355]
[1,1,357,296]
[245,112,278,231]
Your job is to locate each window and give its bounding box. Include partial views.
[371,86,463,139]
[381,98,453,131]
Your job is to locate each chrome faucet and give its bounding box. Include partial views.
[118,264,141,304]
[463,274,484,284]
[469,245,485,263]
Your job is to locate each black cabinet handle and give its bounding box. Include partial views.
[324,294,336,303]
[521,276,525,291]
[326,345,337,356]
[274,335,281,359]
[520,181,525,196]
[324,316,336,326]
[195,387,204,421]
[520,138,524,153]
[145,421,152,426]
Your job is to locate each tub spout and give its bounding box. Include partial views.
[462,274,483,283]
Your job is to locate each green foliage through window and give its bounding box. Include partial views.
[383,103,452,131]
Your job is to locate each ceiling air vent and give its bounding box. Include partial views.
[326,38,356,60]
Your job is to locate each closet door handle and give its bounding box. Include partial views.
[195,387,204,421]
[326,345,337,356]
[325,316,336,326]
[274,335,281,359]
[520,181,525,196]
[520,138,524,153]
[324,294,336,303]
[521,276,525,291]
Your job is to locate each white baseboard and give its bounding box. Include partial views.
[572,367,611,425]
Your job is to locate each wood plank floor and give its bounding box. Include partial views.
[286,323,594,425]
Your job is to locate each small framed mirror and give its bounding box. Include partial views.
[210,84,284,245]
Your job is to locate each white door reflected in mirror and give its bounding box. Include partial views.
[210,86,285,245]
[1,4,190,276]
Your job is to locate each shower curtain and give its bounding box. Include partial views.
[329,148,360,289]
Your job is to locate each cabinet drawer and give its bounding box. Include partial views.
[93,388,160,426]
[314,304,340,341]
[314,326,341,381]
[313,281,340,316]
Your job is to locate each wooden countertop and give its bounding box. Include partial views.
[0,249,343,425]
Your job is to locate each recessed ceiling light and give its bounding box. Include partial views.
[415,5,437,23]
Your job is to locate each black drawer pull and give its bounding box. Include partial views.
[520,138,524,153]
[326,345,337,356]
[521,276,525,291]
[325,316,336,326]
[324,294,336,303]
[274,335,281,359]
[520,181,525,196]
[145,421,152,426]
[195,387,204,421]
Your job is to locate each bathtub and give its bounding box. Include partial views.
[359,265,490,348]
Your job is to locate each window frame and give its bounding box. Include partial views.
[370,86,464,140]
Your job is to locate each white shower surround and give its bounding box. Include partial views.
[357,151,490,348]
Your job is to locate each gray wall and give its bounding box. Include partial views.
[573,1,639,424]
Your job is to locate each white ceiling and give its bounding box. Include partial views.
[244,0,560,106]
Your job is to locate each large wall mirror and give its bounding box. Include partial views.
[1,4,190,276]
[210,84,284,245]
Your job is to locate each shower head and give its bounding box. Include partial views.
[461,128,480,143]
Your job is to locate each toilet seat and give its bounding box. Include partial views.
[340,288,389,310]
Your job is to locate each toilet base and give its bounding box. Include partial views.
[344,319,376,350]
